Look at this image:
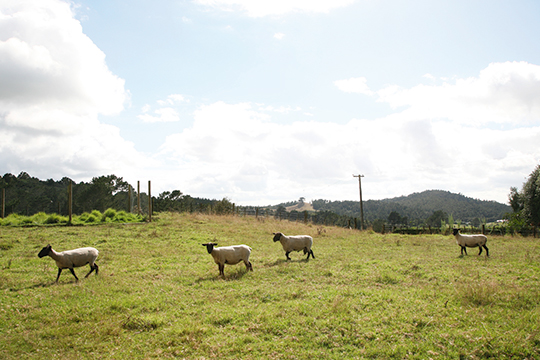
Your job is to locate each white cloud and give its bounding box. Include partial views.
[194,0,356,17]
[0,1,127,114]
[334,77,373,95]
[0,0,143,181]
[156,62,540,204]
[138,94,187,122]
[375,61,540,126]
[274,32,285,40]
[138,107,181,123]
[157,94,186,106]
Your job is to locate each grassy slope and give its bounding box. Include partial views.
[0,212,539,359]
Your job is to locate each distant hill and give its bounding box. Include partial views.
[285,202,315,212]
[302,190,511,224]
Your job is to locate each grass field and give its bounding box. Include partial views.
[1,212,539,359]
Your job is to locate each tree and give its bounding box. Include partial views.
[275,205,286,219]
[214,198,234,214]
[155,190,185,211]
[508,186,523,212]
[76,175,130,212]
[426,210,447,227]
[507,164,540,234]
[387,211,402,225]
[522,164,540,227]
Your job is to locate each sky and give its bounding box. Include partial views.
[1,0,540,206]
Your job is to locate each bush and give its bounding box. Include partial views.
[78,212,90,222]
[31,212,48,224]
[103,208,117,221]
[85,214,98,223]
[45,214,66,224]
[1,209,143,226]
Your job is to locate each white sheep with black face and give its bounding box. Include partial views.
[452,228,489,257]
[272,232,314,260]
[38,244,99,283]
[201,242,253,276]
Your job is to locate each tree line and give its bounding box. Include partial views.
[0,172,239,218]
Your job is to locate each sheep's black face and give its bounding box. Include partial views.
[272,233,282,242]
[38,245,51,258]
[452,229,460,236]
[202,243,217,254]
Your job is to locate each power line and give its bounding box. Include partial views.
[353,174,365,230]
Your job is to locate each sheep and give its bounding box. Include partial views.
[201,242,253,276]
[452,228,489,257]
[272,232,314,260]
[38,244,99,283]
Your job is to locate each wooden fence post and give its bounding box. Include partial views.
[68,180,72,225]
[1,188,5,219]
[137,181,141,215]
[148,180,152,222]
[128,185,132,213]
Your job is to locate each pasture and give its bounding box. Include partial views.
[0,212,539,359]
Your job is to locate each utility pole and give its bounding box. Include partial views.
[353,174,365,230]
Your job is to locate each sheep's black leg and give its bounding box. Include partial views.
[478,246,483,255]
[85,263,98,278]
[461,246,467,256]
[218,264,225,276]
[246,261,253,271]
[285,251,291,260]
[69,268,79,282]
[310,250,315,259]
[483,245,489,257]
[55,268,63,283]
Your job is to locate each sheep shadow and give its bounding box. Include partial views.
[5,281,59,292]
[265,258,312,268]
[194,268,251,283]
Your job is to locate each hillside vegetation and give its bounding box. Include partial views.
[311,190,511,224]
[1,212,538,359]
[1,173,512,226]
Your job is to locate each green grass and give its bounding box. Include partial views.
[0,212,539,359]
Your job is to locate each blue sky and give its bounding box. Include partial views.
[1,0,540,206]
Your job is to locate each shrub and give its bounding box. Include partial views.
[78,212,90,222]
[31,212,48,224]
[45,214,64,224]
[103,208,117,221]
